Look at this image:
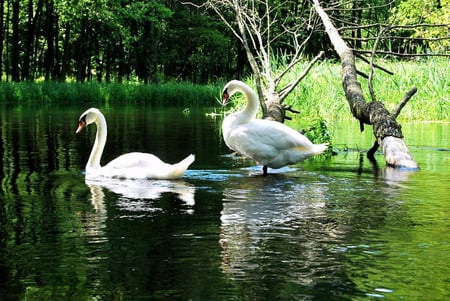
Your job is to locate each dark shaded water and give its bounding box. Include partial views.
[0,105,449,300]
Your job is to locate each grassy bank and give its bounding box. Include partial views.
[287,58,449,121]
[0,58,447,121]
[0,81,218,107]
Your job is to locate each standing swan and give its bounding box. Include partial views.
[221,80,328,175]
[76,108,195,180]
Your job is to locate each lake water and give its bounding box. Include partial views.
[0,105,449,300]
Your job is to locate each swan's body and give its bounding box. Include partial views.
[76,108,195,180]
[221,80,328,175]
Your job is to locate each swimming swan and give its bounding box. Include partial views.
[76,108,195,180]
[221,80,328,175]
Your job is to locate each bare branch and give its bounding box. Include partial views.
[274,18,319,87]
[339,23,449,31]
[356,70,369,79]
[195,0,322,120]
[344,35,450,42]
[354,50,450,57]
[392,87,418,119]
[324,0,396,12]
[354,53,394,75]
[278,51,325,101]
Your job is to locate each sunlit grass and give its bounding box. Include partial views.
[0,58,447,122]
[284,57,449,121]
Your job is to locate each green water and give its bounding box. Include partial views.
[0,105,449,300]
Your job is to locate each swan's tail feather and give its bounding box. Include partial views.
[168,154,195,179]
[178,154,195,168]
[312,143,329,155]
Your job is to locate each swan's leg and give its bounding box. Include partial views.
[263,165,268,176]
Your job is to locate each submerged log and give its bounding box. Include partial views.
[313,0,419,170]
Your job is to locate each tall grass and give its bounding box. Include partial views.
[0,81,218,107]
[285,58,449,121]
[0,58,447,121]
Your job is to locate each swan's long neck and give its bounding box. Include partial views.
[238,83,259,123]
[87,113,107,170]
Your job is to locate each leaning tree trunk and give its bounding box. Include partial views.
[313,0,419,170]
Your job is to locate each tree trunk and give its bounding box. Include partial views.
[60,24,71,81]
[0,0,4,80]
[11,0,20,81]
[313,0,419,170]
[23,0,33,80]
[44,0,55,81]
[263,94,286,123]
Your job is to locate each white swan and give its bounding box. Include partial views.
[76,108,195,180]
[221,80,328,175]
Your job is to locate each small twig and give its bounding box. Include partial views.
[392,87,418,119]
[355,53,394,75]
[354,49,450,58]
[356,69,369,79]
[278,51,325,100]
[324,0,396,12]
[285,105,300,114]
[344,35,450,42]
[283,105,300,121]
[339,22,449,31]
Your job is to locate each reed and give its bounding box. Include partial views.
[0,81,218,107]
[285,58,449,121]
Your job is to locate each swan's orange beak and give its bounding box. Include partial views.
[76,120,86,134]
[222,91,230,106]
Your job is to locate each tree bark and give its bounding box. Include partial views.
[313,0,419,170]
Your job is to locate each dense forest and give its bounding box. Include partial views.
[0,0,448,83]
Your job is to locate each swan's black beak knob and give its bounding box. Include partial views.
[222,89,230,106]
[76,119,87,134]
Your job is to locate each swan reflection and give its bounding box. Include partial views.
[86,178,196,215]
[84,184,108,247]
[219,174,345,285]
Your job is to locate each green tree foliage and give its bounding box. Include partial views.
[1,0,233,83]
[0,0,447,83]
[390,0,450,53]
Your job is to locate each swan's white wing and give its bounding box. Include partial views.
[254,119,314,145]
[100,152,195,180]
[104,152,167,170]
[100,152,171,179]
[226,119,318,168]
[227,119,313,151]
